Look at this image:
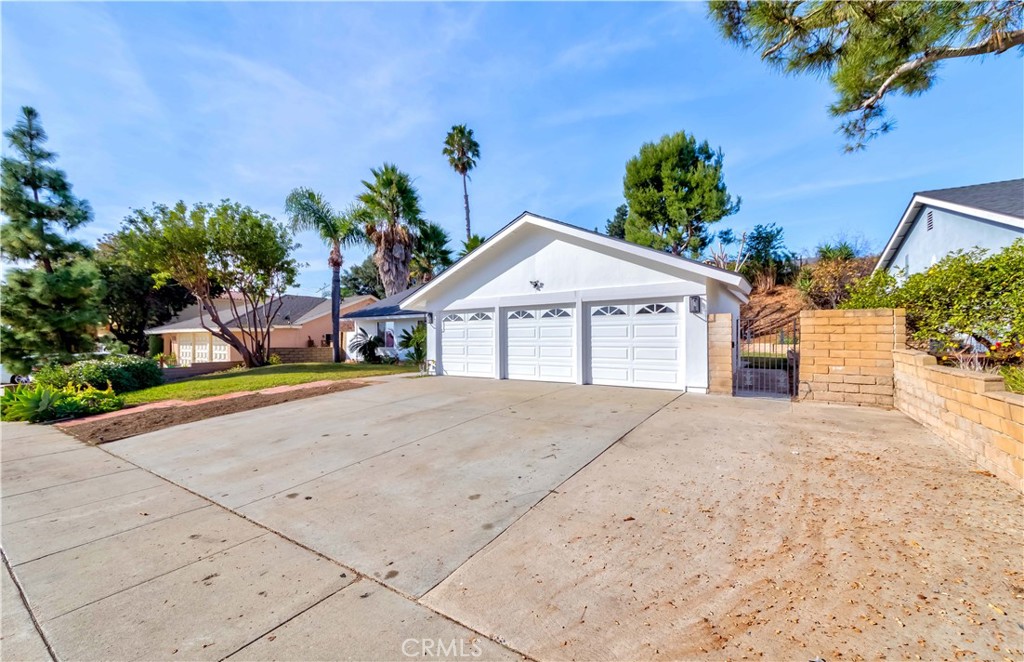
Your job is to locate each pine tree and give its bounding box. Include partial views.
[1,107,104,372]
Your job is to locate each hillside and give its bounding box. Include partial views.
[740,285,808,336]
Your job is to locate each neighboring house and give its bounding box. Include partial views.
[876,179,1024,274]
[146,294,377,365]
[400,212,751,392]
[342,287,426,361]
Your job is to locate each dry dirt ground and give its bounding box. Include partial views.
[57,381,368,444]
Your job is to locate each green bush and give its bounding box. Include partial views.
[35,354,164,393]
[1001,366,1024,394]
[148,335,164,357]
[844,240,1024,363]
[0,383,123,422]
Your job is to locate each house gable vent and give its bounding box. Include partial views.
[926,210,934,231]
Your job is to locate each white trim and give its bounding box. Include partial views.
[876,193,1024,271]
[401,212,751,309]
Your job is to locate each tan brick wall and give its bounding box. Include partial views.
[797,308,905,408]
[272,346,335,364]
[894,349,1023,492]
[707,313,734,395]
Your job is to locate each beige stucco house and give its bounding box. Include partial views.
[147,294,376,366]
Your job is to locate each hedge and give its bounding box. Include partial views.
[35,354,164,393]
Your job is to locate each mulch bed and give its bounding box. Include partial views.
[58,381,368,445]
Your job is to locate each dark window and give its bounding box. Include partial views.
[593,306,626,316]
[542,308,571,318]
[509,310,534,320]
[637,303,674,315]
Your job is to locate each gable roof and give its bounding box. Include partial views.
[342,286,425,319]
[876,179,1024,271]
[400,212,751,310]
[146,294,376,334]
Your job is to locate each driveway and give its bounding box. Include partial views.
[2,377,1021,661]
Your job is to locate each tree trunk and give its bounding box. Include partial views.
[462,173,471,242]
[330,263,342,363]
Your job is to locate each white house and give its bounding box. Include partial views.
[875,179,1023,274]
[399,212,751,392]
[342,287,426,361]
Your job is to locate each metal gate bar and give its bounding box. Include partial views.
[734,318,800,398]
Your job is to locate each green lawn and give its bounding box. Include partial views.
[123,362,416,405]
[740,354,790,371]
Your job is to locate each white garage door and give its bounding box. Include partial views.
[441,311,495,377]
[588,302,685,389]
[506,306,575,383]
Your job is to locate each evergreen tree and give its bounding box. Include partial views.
[605,204,628,239]
[1,107,104,372]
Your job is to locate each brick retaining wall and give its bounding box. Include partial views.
[797,308,905,408]
[894,349,1023,492]
[272,346,336,363]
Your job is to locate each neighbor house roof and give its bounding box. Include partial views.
[146,294,377,334]
[875,179,1024,271]
[342,286,426,320]
[400,211,752,310]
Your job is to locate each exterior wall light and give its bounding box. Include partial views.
[688,295,702,314]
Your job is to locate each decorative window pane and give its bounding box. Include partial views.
[469,312,492,321]
[542,308,571,318]
[509,310,534,319]
[443,314,463,323]
[593,306,626,316]
[637,303,675,315]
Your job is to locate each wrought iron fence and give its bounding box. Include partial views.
[734,318,800,398]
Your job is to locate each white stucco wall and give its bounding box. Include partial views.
[416,225,748,392]
[888,205,1022,275]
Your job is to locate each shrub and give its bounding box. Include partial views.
[1,382,125,422]
[399,323,427,370]
[348,331,384,363]
[796,256,875,309]
[267,353,282,366]
[843,240,1024,361]
[148,334,164,357]
[1001,366,1024,394]
[35,354,163,393]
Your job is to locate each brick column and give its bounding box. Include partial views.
[707,313,734,395]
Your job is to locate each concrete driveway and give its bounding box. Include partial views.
[3,377,1021,661]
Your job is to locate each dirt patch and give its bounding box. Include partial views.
[59,381,368,444]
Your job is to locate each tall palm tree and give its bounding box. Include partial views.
[442,124,480,241]
[285,187,364,363]
[410,222,454,284]
[459,233,486,258]
[357,163,424,297]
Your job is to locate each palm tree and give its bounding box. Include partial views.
[410,222,453,284]
[285,187,364,363]
[442,124,480,241]
[357,163,424,297]
[459,233,486,258]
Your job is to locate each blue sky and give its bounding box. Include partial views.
[3,2,1022,295]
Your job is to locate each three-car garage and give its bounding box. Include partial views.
[400,213,750,393]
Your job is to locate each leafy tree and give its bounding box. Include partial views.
[708,1,1024,151]
[0,107,105,372]
[94,232,195,356]
[410,222,453,284]
[797,251,874,309]
[442,124,481,241]
[122,201,299,367]
[741,223,796,291]
[844,240,1024,363]
[341,256,385,299]
[623,131,740,258]
[357,163,424,297]
[604,203,628,239]
[285,188,365,363]
[459,233,486,258]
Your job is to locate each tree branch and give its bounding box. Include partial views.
[860,28,1024,110]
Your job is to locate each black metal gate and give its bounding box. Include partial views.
[734,317,800,398]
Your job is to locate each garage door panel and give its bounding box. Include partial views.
[441,311,495,377]
[504,306,576,384]
[634,347,679,361]
[592,325,629,339]
[588,301,685,390]
[634,324,678,339]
